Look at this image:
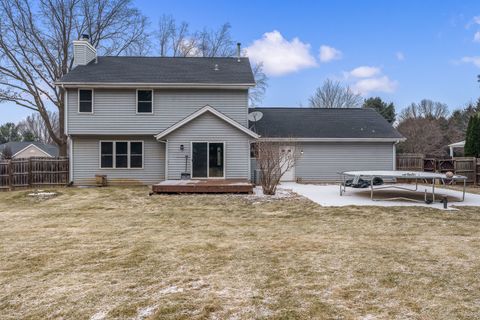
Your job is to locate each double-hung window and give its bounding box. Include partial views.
[100,141,144,169]
[78,89,93,113]
[137,90,153,113]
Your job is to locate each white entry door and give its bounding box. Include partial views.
[279,146,295,181]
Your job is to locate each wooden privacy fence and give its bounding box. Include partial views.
[396,154,479,185]
[0,157,69,190]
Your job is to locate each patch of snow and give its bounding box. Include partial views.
[90,310,107,320]
[158,285,183,294]
[252,186,294,199]
[280,182,480,210]
[135,305,157,319]
[28,191,56,198]
[155,180,200,186]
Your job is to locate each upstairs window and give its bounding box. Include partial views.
[137,89,153,113]
[78,89,93,113]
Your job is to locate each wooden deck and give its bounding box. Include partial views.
[152,179,254,194]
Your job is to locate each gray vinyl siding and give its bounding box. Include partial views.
[295,142,395,182]
[71,135,165,185]
[73,43,96,66]
[164,112,251,180]
[67,89,248,135]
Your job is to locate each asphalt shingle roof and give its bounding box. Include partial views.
[0,141,59,157]
[58,56,255,84]
[248,107,404,139]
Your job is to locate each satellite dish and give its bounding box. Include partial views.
[248,111,263,122]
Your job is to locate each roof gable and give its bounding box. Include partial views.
[0,142,58,157]
[155,105,259,140]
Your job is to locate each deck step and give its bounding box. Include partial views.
[152,179,253,194]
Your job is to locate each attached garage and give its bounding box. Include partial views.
[249,108,404,182]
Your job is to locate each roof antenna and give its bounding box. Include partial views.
[237,42,241,62]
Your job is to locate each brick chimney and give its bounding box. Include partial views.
[73,34,97,67]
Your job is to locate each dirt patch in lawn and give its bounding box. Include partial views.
[0,186,479,319]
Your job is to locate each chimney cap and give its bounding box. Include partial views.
[81,34,90,41]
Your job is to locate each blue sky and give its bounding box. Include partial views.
[1,0,480,123]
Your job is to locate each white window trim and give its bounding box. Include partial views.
[78,88,94,114]
[190,141,226,179]
[136,89,154,114]
[99,140,144,169]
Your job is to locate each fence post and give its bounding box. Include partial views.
[28,158,32,187]
[8,159,12,191]
[475,157,479,186]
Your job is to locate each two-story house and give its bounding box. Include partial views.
[57,36,258,185]
[57,36,404,187]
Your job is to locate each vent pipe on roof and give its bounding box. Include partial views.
[237,42,241,62]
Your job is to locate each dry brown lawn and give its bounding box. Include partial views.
[0,187,479,319]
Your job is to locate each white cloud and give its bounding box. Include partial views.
[318,45,342,62]
[474,16,480,25]
[245,30,317,76]
[474,31,480,42]
[349,66,381,78]
[461,56,480,67]
[352,76,398,95]
[396,51,405,61]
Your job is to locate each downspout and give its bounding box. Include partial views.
[393,140,399,170]
[62,84,73,183]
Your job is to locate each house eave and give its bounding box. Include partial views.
[54,82,255,89]
[258,137,406,143]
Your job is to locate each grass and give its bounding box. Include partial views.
[0,187,479,319]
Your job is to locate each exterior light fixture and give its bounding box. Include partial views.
[180,144,184,151]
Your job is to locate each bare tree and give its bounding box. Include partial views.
[0,0,149,155]
[396,118,446,156]
[158,14,175,57]
[197,23,236,57]
[157,16,268,105]
[255,140,300,195]
[309,79,362,108]
[399,99,449,121]
[249,63,268,107]
[18,111,59,144]
[1,145,13,159]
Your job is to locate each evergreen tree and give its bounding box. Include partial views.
[362,97,396,123]
[464,114,480,157]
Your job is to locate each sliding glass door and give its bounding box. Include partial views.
[192,142,224,178]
